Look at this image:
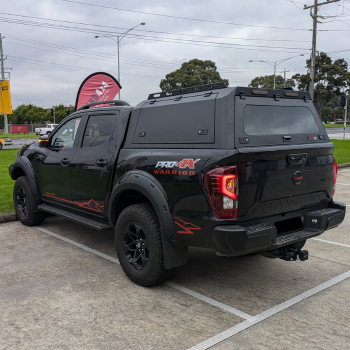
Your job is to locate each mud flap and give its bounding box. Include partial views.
[162,230,188,269]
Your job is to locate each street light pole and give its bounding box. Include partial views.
[95,22,145,100]
[249,54,304,89]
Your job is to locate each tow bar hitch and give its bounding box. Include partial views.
[260,241,309,261]
[279,248,308,262]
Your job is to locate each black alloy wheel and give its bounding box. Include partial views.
[13,176,46,226]
[123,223,150,270]
[115,203,174,287]
[16,186,28,217]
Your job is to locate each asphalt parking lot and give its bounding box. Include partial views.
[1,169,350,350]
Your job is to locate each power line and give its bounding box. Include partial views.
[5,41,179,70]
[58,0,312,31]
[7,55,164,79]
[0,17,311,53]
[4,34,178,68]
[3,34,291,73]
[4,39,277,75]
[0,12,312,42]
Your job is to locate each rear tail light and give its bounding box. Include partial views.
[333,157,338,197]
[205,166,239,219]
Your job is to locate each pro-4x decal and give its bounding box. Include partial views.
[174,217,202,235]
[156,159,200,169]
[154,158,200,176]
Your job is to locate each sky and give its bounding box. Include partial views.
[1,0,350,108]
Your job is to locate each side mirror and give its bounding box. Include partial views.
[39,135,50,148]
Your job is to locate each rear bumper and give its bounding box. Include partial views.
[213,201,346,255]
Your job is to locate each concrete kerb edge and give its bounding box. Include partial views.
[0,212,17,223]
[338,163,350,169]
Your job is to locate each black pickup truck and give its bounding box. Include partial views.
[9,83,346,286]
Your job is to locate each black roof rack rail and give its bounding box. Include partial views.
[147,82,226,100]
[78,100,130,111]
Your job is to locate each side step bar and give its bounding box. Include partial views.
[38,204,113,231]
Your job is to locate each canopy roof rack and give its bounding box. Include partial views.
[78,100,130,111]
[148,82,226,100]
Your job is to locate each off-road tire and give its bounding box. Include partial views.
[115,203,173,287]
[13,176,46,226]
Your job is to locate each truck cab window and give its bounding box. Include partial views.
[51,117,81,149]
[82,114,115,148]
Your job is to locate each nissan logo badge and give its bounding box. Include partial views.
[292,171,303,185]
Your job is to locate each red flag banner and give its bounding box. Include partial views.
[75,72,121,111]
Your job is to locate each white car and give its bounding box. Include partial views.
[35,124,58,136]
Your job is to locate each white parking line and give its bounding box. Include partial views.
[166,282,257,321]
[36,227,255,321]
[337,183,350,187]
[188,269,350,350]
[312,237,350,249]
[37,227,120,264]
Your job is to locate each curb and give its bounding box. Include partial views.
[338,163,350,169]
[0,213,17,223]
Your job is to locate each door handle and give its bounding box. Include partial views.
[60,157,70,166]
[95,159,108,167]
[287,153,308,166]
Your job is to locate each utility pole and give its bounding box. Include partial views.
[343,91,348,140]
[304,0,340,101]
[0,33,8,135]
[281,69,290,88]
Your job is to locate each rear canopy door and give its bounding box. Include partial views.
[234,95,334,222]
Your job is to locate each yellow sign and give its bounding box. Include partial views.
[0,80,13,114]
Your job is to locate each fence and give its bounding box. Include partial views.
[0,124,46,134]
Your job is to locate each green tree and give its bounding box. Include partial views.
[6,104,73,125]
[10,104,51,124]
[53,104,68,123]
[159,59,229,91]
[249,75,295,89]
[291,52,350,116]
[331,108,343,123]
[321,106,332,122]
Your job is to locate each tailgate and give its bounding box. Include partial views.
[234,92,335,222]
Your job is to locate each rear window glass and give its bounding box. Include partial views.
[82,114,115,148]
[244,105,319,135]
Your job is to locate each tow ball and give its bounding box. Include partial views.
[260,241,309,262]
[279,248,308,262]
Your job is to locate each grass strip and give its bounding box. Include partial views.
[324,124,349,128]
[0,149,17,214]
[330,139,350,165]
[0,133,40,139]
